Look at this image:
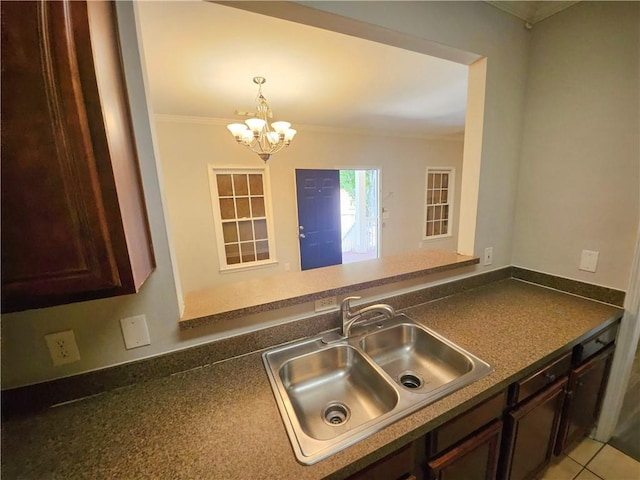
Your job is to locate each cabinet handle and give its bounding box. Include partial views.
[595,338,608,345]
[545,372,557,383]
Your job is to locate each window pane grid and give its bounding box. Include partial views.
[215,171,271,266]
[425,170,452,238]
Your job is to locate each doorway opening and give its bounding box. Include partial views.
[340,169,379,264]
[295,168,380,271]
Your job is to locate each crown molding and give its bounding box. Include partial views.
[154,114,464,142]
[486,1,580,24]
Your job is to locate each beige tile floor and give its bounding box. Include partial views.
[538,437,640,480]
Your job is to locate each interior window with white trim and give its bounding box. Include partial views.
[209,167,276,271]
[424,167,454,239]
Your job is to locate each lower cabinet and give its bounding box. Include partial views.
[347,392,506,480]
[427,420,503,480]
[501,321,618,480]
[346,320,619,480]
[347,439,425,480]
[501,378,568,480]
[555,345,615,454]
[425,391,506,480]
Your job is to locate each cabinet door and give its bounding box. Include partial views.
[427,420,502,480]
[348,439,424,480]
[555,346,614,454]
[0,0,154,312]
[502,378,567,480]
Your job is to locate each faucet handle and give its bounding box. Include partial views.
[341,296,361,309]
[340,297,362,323]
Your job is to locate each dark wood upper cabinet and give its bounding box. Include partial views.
[1,0,155,313]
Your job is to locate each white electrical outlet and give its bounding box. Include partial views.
[315,296,338,312]
[44,330,81,366]
[120,314,151,350]
[484,247,493,266]
[579,250,599,273]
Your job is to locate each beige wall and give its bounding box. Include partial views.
[512,1,639,290]
[155,117,464,295]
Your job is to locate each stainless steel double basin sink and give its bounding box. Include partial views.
[263,314,493,464]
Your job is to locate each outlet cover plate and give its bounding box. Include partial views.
[315,296,338,312]
[44,330,81,366]
[120,315,151,350]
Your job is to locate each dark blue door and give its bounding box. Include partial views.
[295,169,342,270]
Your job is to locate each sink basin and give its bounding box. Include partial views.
[279,345,397,440]
[360,323,473,393]
[263,314,492,465]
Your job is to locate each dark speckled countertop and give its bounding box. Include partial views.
[1,280,623,479]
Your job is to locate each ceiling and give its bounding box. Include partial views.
[486,1,579,24]
[135,2,468,138]
[136,2,581,138]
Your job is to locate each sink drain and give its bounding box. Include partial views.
[322,402,351,426]
[399,372,423,389]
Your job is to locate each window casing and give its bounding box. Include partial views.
[208,166,276,271]
[424,167,454,239]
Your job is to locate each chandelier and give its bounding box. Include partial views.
[226,77,297,162]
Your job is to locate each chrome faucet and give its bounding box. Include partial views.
[341,296,396,337]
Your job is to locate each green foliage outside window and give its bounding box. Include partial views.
[340,170,377,216]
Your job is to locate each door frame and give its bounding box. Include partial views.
[595,225,640,441]
[293,166,382,270]
[340,166,382,262]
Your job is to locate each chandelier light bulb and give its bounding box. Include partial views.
[227,123,248,138]
[271,121,291,135]
[266,132,280,145]
[284,129,297,142]
[241,130,254,145]
[245,117,266,133]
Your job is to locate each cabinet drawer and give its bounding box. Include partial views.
[427,390,505,456]
[575,321,619,365]
[427,420,502,480]
[347,440,421,480]
[511,352,572,405]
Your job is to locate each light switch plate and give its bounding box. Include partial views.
[579,250,599,273]
[120,315,151,350]
[483,247,493,266]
